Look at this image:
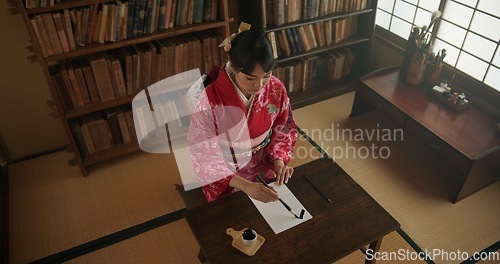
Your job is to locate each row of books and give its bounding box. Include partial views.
[71,107,138,156]
[268,16,357,57]
[265,0,371,26]
[51,31,224,110]
[273,48,355,93]
[29,0,219,57]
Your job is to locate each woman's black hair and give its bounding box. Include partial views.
[228,27,276,75]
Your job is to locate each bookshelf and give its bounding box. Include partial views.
[238,0,378,108]
[13,0,232,175]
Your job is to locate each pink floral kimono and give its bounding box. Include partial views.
[187,65,298,202]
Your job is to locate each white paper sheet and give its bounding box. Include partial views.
[249,182,313,234]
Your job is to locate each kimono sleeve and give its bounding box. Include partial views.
[187,92,246,202]
[266,85,299,164]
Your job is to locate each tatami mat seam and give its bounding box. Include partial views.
[460,241,500,264]
[30,208,186,263]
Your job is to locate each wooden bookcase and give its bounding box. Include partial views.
[13,0,232,175]
[238,0,378,109]
[12,0,376,175]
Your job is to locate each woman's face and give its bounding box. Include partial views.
[232,63,272,98]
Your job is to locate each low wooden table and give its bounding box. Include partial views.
[185,158,400,263]
[351,67,500,202]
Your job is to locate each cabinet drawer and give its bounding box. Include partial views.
[405,120,472,173]
[356,86,406,127]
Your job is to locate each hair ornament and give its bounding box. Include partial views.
[218,22,252,52]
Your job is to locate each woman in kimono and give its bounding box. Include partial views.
[187,25,298,203]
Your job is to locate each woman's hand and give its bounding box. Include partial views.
[244,182,279,203]
[229,176,278,203]
[274,159,294,185]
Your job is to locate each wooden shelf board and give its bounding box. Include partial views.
[25,0,110,14]
[277,35,370,63]
[83,142,140,166]
[65,94,136,118]
[290,78,358,109]
[65,76,195,119]
[43,21,226,62]
[265,9,374,33]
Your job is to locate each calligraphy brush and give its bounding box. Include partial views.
[255,174,305,219]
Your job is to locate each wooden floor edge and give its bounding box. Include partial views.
[8,146,68,165]
[1,155,9,264]
[30,208,186,263]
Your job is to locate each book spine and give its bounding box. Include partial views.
[88,54,115,101]
[158,0,166,30]
[169,0,177,28]
[115,1,122,41]
[79,7,90,46]
[30,18,49,57]
[164,0,172,28]
[117,112,132,143]
[87,4,99,44]
[73,61,92,104]
[121,2,128,40]
[81,62,101,102]
[126,0,135,38]
[52,13,70,53]
[137,0,147,36]
[186,0,194,24]
[65,62,85,107]
[105,56,119,97]
[72,121,90,156]
[144,0,152,34]
[210,0,217,20]
[35,15,57,56]
[50,67,70,109]
[284,28,296,54]
[98,4,108,43]
[203,0,211,21]
[132,0,141,37]
[267,31,278,59]
[42,13,63,55]
[152,0,159,32]
[106,110,124,145]
[121,48,134,94]
[111,58,127,96]
[124,111,138,142]
[192,0,204,23]
[58,64,79,107]
[176,0,187,26]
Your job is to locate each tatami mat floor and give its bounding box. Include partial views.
[8,92,499,263]
[293,92,500,263]
[9,151,185,263]
[68,219,200,264]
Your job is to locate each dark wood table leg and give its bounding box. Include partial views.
[198,247,207,263]
[364,237,383,264]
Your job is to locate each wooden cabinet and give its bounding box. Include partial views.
[352,81,406,127]
[237,0,378,109]
[404,119,472,174]
[13,0,232,175]
[351,67,500,202]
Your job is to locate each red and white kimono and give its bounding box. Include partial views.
[187,64,298,202]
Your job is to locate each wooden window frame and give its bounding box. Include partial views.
[374,0,500,116]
